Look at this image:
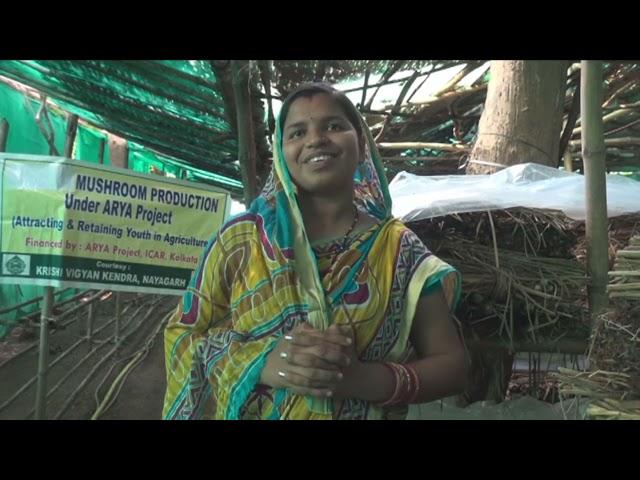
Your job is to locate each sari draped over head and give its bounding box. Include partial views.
[163,85,461,420]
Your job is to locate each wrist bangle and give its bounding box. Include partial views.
[377,362,421,407]
[377,362,401,407]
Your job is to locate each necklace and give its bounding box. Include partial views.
[338,204,360,253]
[319,204,360,293]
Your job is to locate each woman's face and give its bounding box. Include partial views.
[282,92,361,196]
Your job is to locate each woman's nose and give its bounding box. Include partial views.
[305,127,328,148]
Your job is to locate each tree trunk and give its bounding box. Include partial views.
[466,61,568,174]
[461,61,568,404]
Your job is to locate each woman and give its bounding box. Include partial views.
[163,82,467,420]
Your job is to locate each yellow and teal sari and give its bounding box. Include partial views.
[163,100,460,420]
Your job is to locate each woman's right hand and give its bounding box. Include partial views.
[260,323,352,398]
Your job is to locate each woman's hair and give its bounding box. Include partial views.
[279,82,363,139]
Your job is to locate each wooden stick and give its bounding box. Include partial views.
[572,108,635,136]
[0,118,8,152]
[563,149,573,172]
[339,62,465,95]
[365,61,401,111]
[392,70,420,112]
[63,114,78,158]
[602,77,640,108]
[570,137,640,148]
[617,250,640,259]
[258,60,276,136]
[360,69,370,110]
[604,117,640,137]
[608,270,640,276]
[381,155,462,163]
[402,84,487,108]
[606,282,640,291]
[609,292,640,298]
[377,142,470,152]
[405,71,431,104]
[431,61,484,98]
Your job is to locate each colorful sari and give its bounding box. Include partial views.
[163,95,461,420]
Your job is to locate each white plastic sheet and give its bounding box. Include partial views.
[389,163,640,222]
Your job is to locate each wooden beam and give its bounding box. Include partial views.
[581,60,609,322]
[231,61,258,206]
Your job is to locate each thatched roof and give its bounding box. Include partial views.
[1,60,638,198]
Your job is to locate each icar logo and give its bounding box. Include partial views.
[3,254,29,275]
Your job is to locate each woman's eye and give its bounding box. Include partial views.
[327,122,344,131]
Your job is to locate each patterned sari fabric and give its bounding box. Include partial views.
[163,91,461,420]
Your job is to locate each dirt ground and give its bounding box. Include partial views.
[0,292,177,420]
[1,291,586,421]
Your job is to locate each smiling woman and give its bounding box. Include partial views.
[163,82,468,420]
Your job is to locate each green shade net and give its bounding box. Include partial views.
[0,78,240,338]
[0,60,242,193]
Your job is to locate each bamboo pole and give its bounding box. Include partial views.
[258,61,276,136]
[431,61,484,98]
[86,300,95,351]
[0,287,72,317]
[563,149,573,172]
[377,142,470,152]
[360,69,370,110]
[339,62,465,95]
[63,114,78,158]
[97,138,105,164]
[35,287,54,420]
[381,155,463,163]
[572,107,633,136]
[114,292,122,343]
[581,60,609,323]
[231,60,258,206]
[0,118,9,152]
[570,136,640,148]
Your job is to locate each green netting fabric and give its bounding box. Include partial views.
[0,79,241,338]
[0,60,241,189]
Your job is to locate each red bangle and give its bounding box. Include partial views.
[405,364,421,404]
[378,362,402,407]
[377,362,421,407]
